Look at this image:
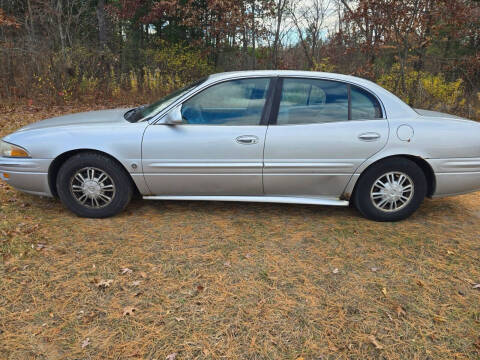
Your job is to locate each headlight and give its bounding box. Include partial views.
[0,141,30,158]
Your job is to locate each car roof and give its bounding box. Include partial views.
[205,70,417,119]
[208,70,373,87]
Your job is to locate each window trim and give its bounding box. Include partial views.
[270,76,386,126]
[154,76,274,126]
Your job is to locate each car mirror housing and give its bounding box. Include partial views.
[163,106,183,125]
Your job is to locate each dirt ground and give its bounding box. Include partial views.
[1,105,480,359]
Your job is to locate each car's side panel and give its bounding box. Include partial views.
[263,120,389,197]
[141,125,267,195]
[2,118,150,195]
[341,117,480,199]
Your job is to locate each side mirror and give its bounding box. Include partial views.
[163,106,183,125]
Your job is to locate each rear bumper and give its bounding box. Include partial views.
[428,158,480,197]
[0,157,53,197]
[432,172,480,198]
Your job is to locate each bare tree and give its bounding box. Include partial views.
[272,0,290,68]
[290,0,332,68]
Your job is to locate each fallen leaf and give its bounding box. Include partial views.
[123,306,136,316]
[416,279,424,287]
[368,335,384,350]
[396,305,406,318]
[95,279,113,289]
[196,285,204,292]
[36,243,47,251]
[381,287,387,297]
[166,353,177,360]
[120,267,133,275]
[81,337,90,349]
[332,268,339,274]
[131,280,141,286]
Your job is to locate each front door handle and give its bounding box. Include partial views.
[358,132,381,141]
[236,135,259,145]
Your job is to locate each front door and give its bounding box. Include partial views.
[263,77,389,197]
[142,77,272,196]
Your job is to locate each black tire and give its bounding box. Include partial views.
[56,152,133,218]
[353,157,427,222]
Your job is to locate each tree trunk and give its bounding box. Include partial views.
[272,0,285,69]
[96,0,109,49]
[251,0,256,69]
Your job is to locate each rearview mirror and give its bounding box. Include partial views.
[163,106,183,125]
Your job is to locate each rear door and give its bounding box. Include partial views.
[263,77,389,197]
[142,77,273,196]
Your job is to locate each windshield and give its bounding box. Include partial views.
[124,77,208,122]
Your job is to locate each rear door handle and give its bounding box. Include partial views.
[236,135,259,145]
[358,132,381,141]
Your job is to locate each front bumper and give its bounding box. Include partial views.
[0,157,53,197]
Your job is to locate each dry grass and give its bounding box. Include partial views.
[1,105,480,360]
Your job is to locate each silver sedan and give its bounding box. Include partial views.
[1,70,480,221]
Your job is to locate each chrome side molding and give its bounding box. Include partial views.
[143,195,349,206]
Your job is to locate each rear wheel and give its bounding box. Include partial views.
[353,158,427,221]
[56,152,132,218]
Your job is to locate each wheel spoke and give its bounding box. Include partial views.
[78,193,87,204]
[371,192,384,199]
[99,193,112,201]
[377,198,388,209]
[375,180,387,189]
[97,173,108,183]
[75,173,85,184]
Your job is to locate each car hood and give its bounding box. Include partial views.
[16,108,131,132]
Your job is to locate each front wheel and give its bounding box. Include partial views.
[56,152,133,218]
[353,158,427,222]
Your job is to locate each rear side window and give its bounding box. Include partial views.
[350,85,383,120]
[277,78,349,125]
[276,78,383,125]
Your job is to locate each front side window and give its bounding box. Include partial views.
[181,78,270,125]
[277,78,349,125]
